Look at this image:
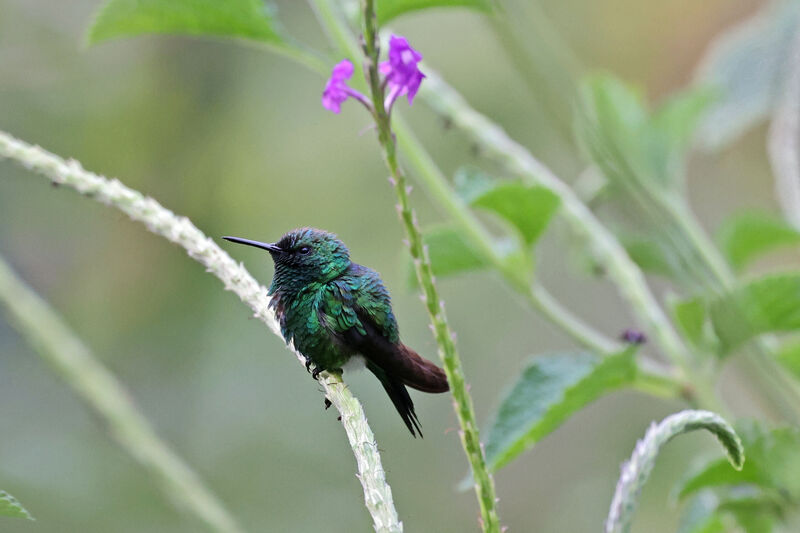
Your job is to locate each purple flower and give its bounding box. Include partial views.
[380,35,426,106]
[322,60,355,114]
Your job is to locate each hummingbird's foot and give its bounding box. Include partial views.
[312,367,322,381]
[305,358,313,373]
[324,398,332,410]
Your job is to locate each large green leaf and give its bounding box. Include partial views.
[0,491,33,520]
[484,349,637,471]
[471,182,560,246]
[455,167,561,247]
[710,273,800,354]
[717,211,800,271]
[87,0,287,46]
[694,0,800,150]
[676,424,800,500]
[454,168,560,247]
[377,0,493,24]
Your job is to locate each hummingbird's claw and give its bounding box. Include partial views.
[312,367,322,381]
[324,398,332,410]
[305,358,312,373]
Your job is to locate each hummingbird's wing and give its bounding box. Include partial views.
[365,360,423,437]
[321,265,449,394]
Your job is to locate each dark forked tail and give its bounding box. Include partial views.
[367,362,423,437]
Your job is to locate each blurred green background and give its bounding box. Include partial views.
[0,0,781,531]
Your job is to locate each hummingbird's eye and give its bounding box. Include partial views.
[298,246,311,255]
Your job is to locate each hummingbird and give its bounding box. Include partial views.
[223,228,449,437]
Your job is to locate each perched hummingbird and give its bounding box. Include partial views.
[223,228,449,437]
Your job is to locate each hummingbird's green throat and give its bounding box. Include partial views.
[223,228,449,437]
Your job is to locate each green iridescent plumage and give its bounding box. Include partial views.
[223,228,449,436]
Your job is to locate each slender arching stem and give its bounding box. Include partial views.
[356,1,501,531]
[0,130,403,533]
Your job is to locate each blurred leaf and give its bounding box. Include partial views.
[678,493,725,533]
[676,424,800,500]
[454,166,494,204]
[484,349,637,471]
[647,88,715,186]
[377,0,493,24]
[710,273,800,354]
[717,211,800,271]
[669,295,708,347]
[776,340,800,380]
[411,225,487,284]
[718,492,782,533]
[578,76,710,191]
[679,489,785,533]
[496,237,533,280]
[471,182,560,246]
[624,238,676,278]
[0,491,33,520]
[87,0,289,47]
[729,511,774,533]
[455,168,561,247]
[695,0,800,150]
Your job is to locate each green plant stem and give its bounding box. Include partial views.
[0,130,402,533]
[605,410,743,533]
[0,255,243,533]
[359,1,500,531]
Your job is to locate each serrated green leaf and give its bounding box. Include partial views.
[484,349,637,471]
[377,0,493,24]
[676,425,800,501]
[669,295,708,347]
[87,0,287,47]
[412,225,487,284]
[710,273,800,354]
[471,182,560,246]
[717,211,800,271]
[695,0,800,150]
[0,491,33,520]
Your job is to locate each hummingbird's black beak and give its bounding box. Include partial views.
[222,236,282,254]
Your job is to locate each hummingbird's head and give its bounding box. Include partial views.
[223,228,351,289]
